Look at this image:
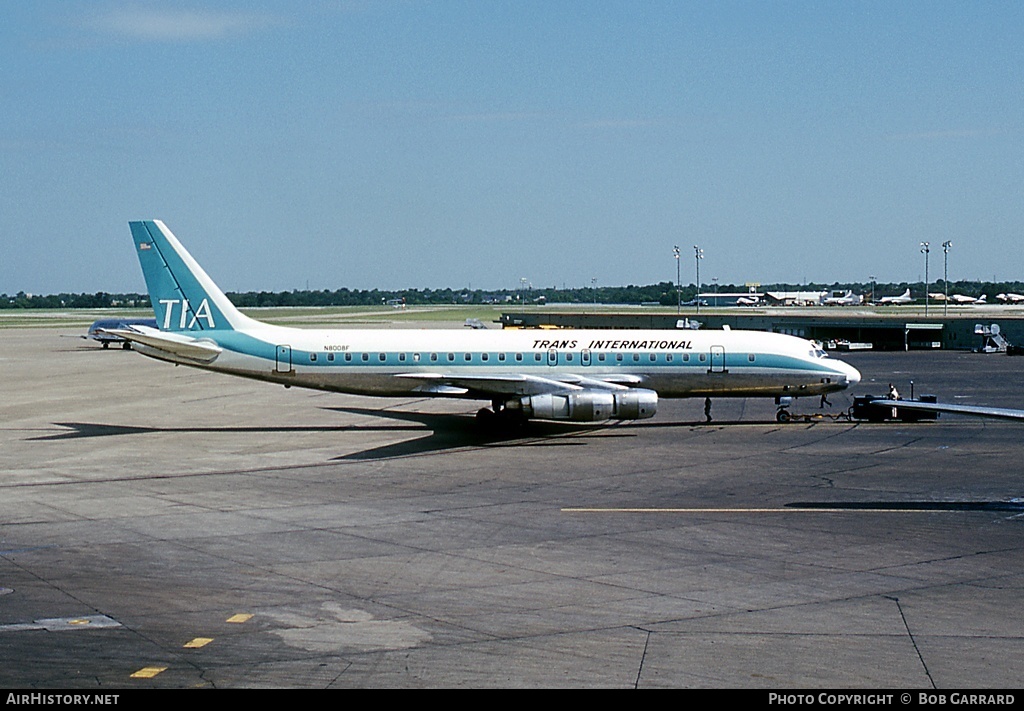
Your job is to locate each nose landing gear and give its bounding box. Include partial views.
[775,395,793,423]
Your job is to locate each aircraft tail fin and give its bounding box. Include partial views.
[129,220,255,333]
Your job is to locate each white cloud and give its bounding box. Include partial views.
[90,7,280,41]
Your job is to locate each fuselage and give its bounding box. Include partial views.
[134,323,861,400]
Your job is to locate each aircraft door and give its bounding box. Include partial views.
[549,348,587,366]
[709,345,727,374]
[276,345,293,373]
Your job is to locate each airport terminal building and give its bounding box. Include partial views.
[499,309,1024,352]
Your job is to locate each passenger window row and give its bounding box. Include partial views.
[304,351,755,364]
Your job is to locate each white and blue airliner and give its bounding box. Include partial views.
[109,221,861,425]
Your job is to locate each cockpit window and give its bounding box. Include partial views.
[810,349,828,359]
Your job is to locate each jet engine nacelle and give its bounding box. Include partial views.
[521,389,658,422]
[523,391,614,421]
[612,388,658,420]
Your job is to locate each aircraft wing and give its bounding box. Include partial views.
[394,372,642,397]
[101,325,222,364]
[870,399,1024,421]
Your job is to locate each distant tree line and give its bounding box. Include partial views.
[4,279,1024,310]
[0,292,151,310]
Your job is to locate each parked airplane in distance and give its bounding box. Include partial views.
[948,293,987,305]
[106,221,861,426]
[996,293,1024,304]
[823,290,864,306]
[927,292,987,305]
[877,289,913,305]
[85,318,158,348]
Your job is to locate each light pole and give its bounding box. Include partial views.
[870,275,876,304]
[920,242,930,317]
[712,277,719,307]
[942,240,952,317]
[591,277,597,306]
[693,245,704,315]
[673,246,680,314]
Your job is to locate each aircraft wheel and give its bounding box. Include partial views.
[497,408,527,428]
[477,406,527,430]
[776,409,791,423]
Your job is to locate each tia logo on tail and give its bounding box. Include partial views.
[159,298,216,330]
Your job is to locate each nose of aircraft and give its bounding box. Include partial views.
[838,360,861,387]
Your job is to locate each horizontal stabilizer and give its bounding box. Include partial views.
[101,326,222,364]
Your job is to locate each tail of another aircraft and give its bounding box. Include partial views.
[129,220,256,333]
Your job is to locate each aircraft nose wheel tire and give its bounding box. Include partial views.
[776,409,791,423]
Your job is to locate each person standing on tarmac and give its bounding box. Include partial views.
[887,383,900,419]
[704,397,712,423]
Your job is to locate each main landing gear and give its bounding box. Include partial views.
[476,400,527,429]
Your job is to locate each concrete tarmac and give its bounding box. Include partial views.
[2,329,1023,688]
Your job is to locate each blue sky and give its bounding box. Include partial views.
[3,1,1023,294]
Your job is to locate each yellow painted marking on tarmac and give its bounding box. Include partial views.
[562,507,944,514]
[184,637,213,648]
[130,666,167,679]
[68,618,91,626]
[226,613,253,623]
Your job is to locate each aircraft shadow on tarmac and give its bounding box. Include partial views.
[320,408,793,460]
[34,420,440,465]
[34,417,1022,511]
[35,421,427,441]
[322,407,630,460]
[37,410,791,462]
[36,410,635,461]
